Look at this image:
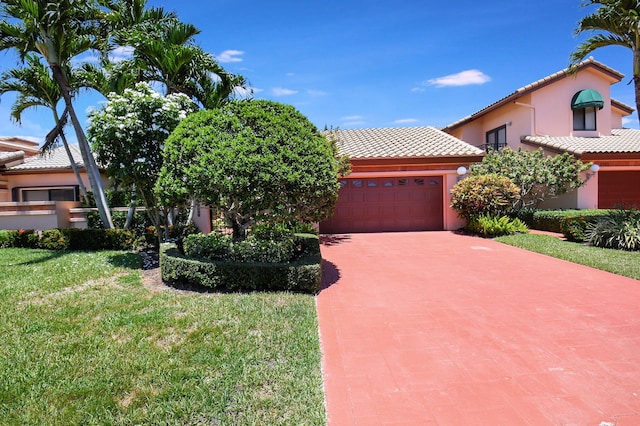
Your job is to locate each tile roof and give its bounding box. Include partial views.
[8,144,86,171]
[329,126,484,159]
[522,128,640,155]
[0,151,25,165]
[444,58,628,132]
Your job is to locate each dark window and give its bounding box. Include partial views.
[398,179,409,186]
[19,187,78,202]
[414,178,425,186]
[485,125,507,152]
[573,107,597,131]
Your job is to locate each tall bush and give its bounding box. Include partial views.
[450,174,521,220]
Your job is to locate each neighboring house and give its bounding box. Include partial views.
[443,58,640,210]
[319,127,484,233]
[0,144,99,230]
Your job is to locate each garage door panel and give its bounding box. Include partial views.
[320,175,444,233]
[599,171,640,209]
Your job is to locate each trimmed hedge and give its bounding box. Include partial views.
[0,228,137,251]
[516,209,611,240]
[160,234,322,293]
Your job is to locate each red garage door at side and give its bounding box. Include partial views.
[320,176,444,234]
[599,171,640,209]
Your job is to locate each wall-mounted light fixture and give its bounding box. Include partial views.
[586,163,600,181]
[456,166,468,182]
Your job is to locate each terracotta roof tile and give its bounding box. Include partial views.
[522,128,640,155]
[8,145,86,171]
[0,151,24,164]
[329,126,484,159]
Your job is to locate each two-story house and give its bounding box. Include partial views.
[443,58,640,210]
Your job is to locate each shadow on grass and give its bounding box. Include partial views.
[108,252,143,270]
[16,249,68,266]
[319,234,352,246]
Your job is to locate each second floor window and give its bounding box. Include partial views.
[573,107,597,131]
[485,125,506,152]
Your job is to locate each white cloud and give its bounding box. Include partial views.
[217,50,245,63]
[306,89,327,96]
[341,115,364,121]
[394,118,418,124]
[110,46,134,63]
[342,121,366,127]
[234,86,262,98]
[426,69,491,88]
[411,87,426,92]
[272,87,298,96]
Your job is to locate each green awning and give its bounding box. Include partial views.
[571,89,604,110]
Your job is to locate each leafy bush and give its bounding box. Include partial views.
[451,174,521,220]
[160,237,322,293]
[585,209,640,250]
[183,226,299,263]
[466,215,529,237]
[471,147,589,210]
[38,229,70,250]
[183,232,231,260]
[560,210,612,242]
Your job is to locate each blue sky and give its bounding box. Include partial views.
[0,0,637,143]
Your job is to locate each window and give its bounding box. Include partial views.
[485,125,507,152]
[573,107,597,131]
[14,186,78,202]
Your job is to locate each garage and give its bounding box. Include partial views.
[599,171,640,209]
[320,176,443,233]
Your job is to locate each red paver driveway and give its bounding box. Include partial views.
[317,232,640,425]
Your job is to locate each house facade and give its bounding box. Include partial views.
[443,58,640,210]
[319,127,484,233]
[0,143,101,230]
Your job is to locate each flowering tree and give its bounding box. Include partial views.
[88,82,197,238]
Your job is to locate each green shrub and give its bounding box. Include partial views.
[451,174,521,220]
[183,232,232,260]
[160,239,322,293]
[0,230,11,248]
[183,226,300,263]
[38,229,70,250]
[467,215,529,237]
[560,210,612,242]
[585,209,640,251]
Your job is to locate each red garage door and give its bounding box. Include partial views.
[598,171,640,209]
[320,176,444,233]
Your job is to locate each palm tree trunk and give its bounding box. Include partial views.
[50,63,114,228]
[52,109,88,199]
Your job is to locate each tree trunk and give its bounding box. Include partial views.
[124,186,137,229]
[52,110,88,199]
[50,64,114,228]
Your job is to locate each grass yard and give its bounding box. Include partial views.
[0,249,325,425]
[495,233,640,280]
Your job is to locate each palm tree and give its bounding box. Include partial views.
[571,0,640,126]
[123,20,246,107]
[0,0,114,228]
[0,54,88,198]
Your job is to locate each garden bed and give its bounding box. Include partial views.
[160,237,322,293]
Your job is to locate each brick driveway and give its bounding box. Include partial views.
[317,232,640,425]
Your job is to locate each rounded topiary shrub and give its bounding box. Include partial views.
[450,174,521,220]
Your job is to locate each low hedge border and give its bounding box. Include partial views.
[0,228,138,251]
[160,234,322,293]
[517,209,611,238]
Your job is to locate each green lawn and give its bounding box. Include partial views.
[0,249,325,425]
[495,233,640,280]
